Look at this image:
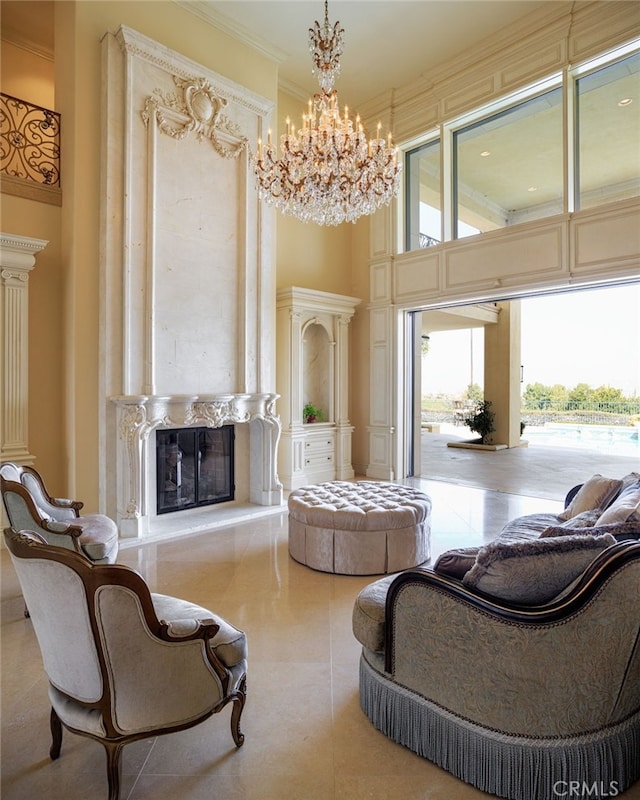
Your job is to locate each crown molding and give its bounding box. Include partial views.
[175,0,289,65]
[0,29,53,62]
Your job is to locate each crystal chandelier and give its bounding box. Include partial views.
[251,1,401,226]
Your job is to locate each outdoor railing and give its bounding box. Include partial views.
[423,400,640,427]
[1,93,61,190]
[419,233,440,248]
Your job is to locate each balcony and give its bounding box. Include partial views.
[1,93,61,205]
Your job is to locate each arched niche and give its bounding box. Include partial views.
[302,319,332,424]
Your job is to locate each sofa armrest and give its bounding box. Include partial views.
[383,542,640,737]
[564,483,583,508]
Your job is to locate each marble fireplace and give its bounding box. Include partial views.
[101,26,282,538]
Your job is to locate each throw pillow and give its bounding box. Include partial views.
[433,546,480,579]
[620,472,640,490]
[558,475,622,521]
[559,509,603,528]
[540,520,640,540]
[462,533,616,604]
[595,480,640,526]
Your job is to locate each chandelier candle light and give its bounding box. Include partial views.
[252,1,401,226]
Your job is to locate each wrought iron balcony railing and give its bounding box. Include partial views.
[419,233,440,248]
[1,93,61,204]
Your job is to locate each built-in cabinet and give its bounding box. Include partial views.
[276,287,360,490]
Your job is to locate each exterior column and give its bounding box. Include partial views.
[483,300,522,448]
[0,233,48,466]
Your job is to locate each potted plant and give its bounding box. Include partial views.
[463,400,495,444]
[303,403,323,423]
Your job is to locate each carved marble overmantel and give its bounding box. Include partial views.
[112,393,281,538]
[100,27,280,536]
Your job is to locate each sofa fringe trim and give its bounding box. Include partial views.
[359,653,640,800]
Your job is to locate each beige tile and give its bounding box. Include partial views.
[4,474,639,800]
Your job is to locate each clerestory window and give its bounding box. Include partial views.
[575,50,640,210]
[401,39,639,251]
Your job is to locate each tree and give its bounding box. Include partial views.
[549,384,570,408]
[592,385,624,403]
[522,382,552,410]
[568,383,593,409]
[464,383,483,404]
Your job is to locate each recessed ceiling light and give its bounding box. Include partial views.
[618,98,633,107]
[527,186,537,192]
[480,150,491,157]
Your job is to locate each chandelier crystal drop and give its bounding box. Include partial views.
[251,1,401,226]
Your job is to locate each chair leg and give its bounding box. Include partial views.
[49,707,63,759]
[230,675,247,748]
[103,741,125,800]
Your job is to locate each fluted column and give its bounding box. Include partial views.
[0,233,48,466]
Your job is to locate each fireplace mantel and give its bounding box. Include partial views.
[112,393,282,538]
[100,27,279,539]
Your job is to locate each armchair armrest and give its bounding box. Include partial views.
[51,497,84,514]
[158,617,220,641]
[41,519,82,537]
[157,616,228,686]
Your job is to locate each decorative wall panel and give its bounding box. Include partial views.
[100,26,281,536]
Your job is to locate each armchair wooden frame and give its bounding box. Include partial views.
[4,528,247,800]
[1,477,85,549]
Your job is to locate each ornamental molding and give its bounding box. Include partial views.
[115,24,272,118]
[142,75,247,159]
[0,233,48,271]
[1,269,30,283]
[111,393,282,524]
[112,394,280,442]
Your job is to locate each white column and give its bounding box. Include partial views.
[0,233,48,466]
[335,312,355,480]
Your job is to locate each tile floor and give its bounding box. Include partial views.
[2,472,640,799]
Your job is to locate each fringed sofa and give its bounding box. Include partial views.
[352,473,640,800]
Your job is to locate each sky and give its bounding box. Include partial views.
[422,284,640,398]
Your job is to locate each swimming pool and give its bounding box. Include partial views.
[524,423,640,457]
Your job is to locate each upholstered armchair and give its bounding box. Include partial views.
[0,462,118,564]
[3,527,247,800]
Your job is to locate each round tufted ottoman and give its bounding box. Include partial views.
[287,481,432,575]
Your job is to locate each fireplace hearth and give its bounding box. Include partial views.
[156,426,234,514]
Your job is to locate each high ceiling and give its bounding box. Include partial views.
[3,1,636,228]
[191,0,552,106]
[1,1,555,108]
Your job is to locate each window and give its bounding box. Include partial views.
[402,40,640,250]
[405,138,441,252]
[575,50,640,210]
[454,86,563,239]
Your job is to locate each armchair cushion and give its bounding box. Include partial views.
[151,593,247,668]
[462,533,616,604]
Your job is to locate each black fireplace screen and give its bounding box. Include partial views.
[156,426,235,514]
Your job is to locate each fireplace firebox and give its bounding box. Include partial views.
[156,426,235,514]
